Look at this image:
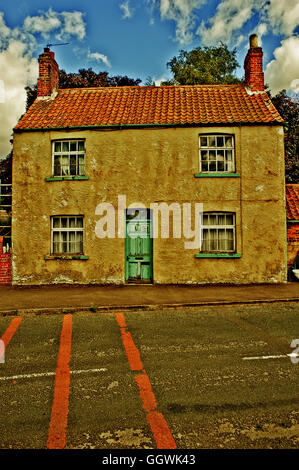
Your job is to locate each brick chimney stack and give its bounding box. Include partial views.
[37,47,59,98]
[244,34,264,92]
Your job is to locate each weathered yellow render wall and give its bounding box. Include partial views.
[12,125,287,285]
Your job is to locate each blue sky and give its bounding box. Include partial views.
[0,0,298,156]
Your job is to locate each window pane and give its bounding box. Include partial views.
[70,142,77,152]
[78,141,84,151]
[69,217,76,228]
[76,232,83,252]
[61,155,69,175]
[227,239,234,251]
[76,217,83,228]
[54,142,61,152]
[62,232,68,252]
[78,154,85,175]
[210,229,217,250]
[225,136,233,147]
[219,230,226,250]
[218,161,224,171]
[70,155,77,175]
[200,136,208,147]
[208,136,216,147]
[62,142,69,152]
[53,218,60,228]
[217,150,224,160]
[61,218,68,228]
[53,232,60,253]
[226,150,232,161]
[201,151,208,161]
[203,215,209,225]
[226,214,234,225]
[201,161,208,172]
[202,230,209,251]
[209,161,216,171]
[209,150,216,161]
[217,136,224,147]
[53,155,61,176]
[218,214,226,225]
[69,232,76,252]
[209,214,217,225]
[226,161,234,172]
[227,230,234,250]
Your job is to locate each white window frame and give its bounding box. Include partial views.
[51,216,84,254]
[201,212,236,253]
[52,140,85,177]
[199,134,235,173]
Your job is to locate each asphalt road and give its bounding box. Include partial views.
[0,303,298,449]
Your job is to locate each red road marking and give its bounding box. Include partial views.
[134,373,157,412]
[115,312,176,449]
[146,411,177,449]
[47,314,72,449]
[115,313,143,371]
[1,317,22,348]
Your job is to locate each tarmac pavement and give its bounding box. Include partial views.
[0,282,298,314]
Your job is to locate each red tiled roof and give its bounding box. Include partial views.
[286,184,299,220]
[14,84,283,131]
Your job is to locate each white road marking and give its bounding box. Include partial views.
[242,353,299,361]
[0,368,107,381]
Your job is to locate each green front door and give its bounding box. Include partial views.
[125,209,153,283]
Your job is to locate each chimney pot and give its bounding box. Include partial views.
[249,34,258,48]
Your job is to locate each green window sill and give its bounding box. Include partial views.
[194,173,240,178]
[45,255,89,260]
[45,176,89,181]
[195,253,242,258]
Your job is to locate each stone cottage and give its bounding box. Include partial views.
[11,35,287,285]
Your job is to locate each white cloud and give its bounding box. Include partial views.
[0,9,86,157]
[146,0,299,46]
[198,0,256,45]
[120,0,133,19]
[60,11,86,40]
[264,37,299,95]
[0,11,11,39]
[87,50,111,67]
[23,9,86,41]
[23,8,61,38]
[0,39,38,157]
[263,0,299,36]
[147,0,206,44]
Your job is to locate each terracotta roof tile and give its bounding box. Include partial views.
[14,84,283,131]
[286,184,299,220]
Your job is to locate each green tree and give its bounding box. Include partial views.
[165,43,242,85]
[25,68,141,110]
[270,90,299,183]
[144,76,156,86]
